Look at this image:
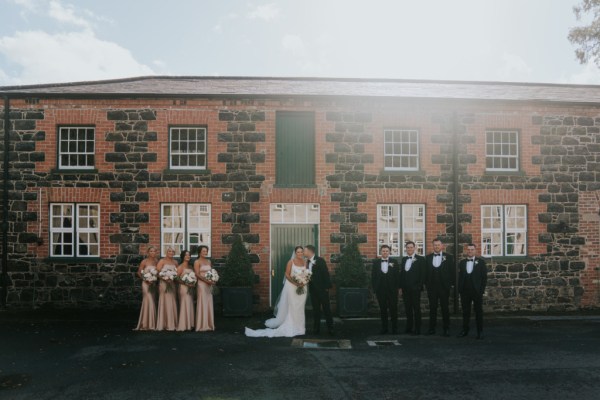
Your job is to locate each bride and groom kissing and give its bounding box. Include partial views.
[245,245,334,338]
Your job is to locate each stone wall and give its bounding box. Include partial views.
[0,99,598,311]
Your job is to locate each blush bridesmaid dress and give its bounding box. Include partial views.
[156,263,178,331]
[195,263,215,332]
[177,267,195,331]
[134,264,157,331]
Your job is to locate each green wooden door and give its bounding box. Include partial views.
[275,111,315,187]
[270,224,318,306]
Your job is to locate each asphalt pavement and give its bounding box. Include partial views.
[1,309,599,399]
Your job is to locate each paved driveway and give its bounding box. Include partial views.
[1,311,599,399]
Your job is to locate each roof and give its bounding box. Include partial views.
[2,75,600,104]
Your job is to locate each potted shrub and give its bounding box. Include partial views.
[219,236,255,317]
[334,242,369,317]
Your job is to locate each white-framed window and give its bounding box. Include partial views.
[161,203,211,256]
[169,126,207,169]
[270,203,320,224]
[383,129,419,171]
[481,205,527,257]
[485,130,518,171]
[50,203,100,257]
[377,204,425,256]
[58,126,95,169]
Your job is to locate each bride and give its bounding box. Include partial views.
[245,246,308,338]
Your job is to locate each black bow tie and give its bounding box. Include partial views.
[468,258,475,262]
[381,259,389,263]
[434,253,441,257]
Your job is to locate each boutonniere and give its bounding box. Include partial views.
[442,256,447,262]
[388,262,394,267]
[474,260,479,265]
[309,260,315,267]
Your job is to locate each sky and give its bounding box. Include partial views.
[0,0,599,86]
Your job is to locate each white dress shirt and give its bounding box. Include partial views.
[466,258,475,274]
[433,253,442,268]
[381,259,389,274]
[405,257,414,271]
[308,256,315,273]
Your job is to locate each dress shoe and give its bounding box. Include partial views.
[457,330,469,338]
[328,327,335,336]
[391,328,398,334]
[404,329,413,335]
[426,329,436,335]
[442,329,450,337]
[476,332,484,340]
[379,328,389,335]
[412,330,420,336]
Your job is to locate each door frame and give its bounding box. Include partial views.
[269,203,320,306]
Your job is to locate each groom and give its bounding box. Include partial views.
[304,245,334,335]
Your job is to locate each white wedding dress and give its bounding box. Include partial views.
[245,264,308,338]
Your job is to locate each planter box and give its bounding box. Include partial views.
[337,287,369,317]
[221,287,253,317]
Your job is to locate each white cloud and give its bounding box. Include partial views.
[561,62,600,84]
[281,34,306,57]
[247,3,279,21]
[0,30,154,85]
[48,0,92,30]
[497,52,533,82]
[10,0,36,11]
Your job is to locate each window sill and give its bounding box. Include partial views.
[44,257,103,264]
[379,169,425,176]
[483,170,525,176]
[51,168,98,174]
[481,256,535,263]
[162,168,211,175]
[273,184,317,188]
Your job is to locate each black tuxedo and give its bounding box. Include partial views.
[399,254,426,333]
[425,252,455,332]
[371,257,400,332]
[307,256,333,331]
[458,257,487,334]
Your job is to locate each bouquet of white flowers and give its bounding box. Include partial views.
[292,269,312,295]
[204,269,219,294]
[141,267,158,283]
[159,267,178,293]
[179,270,197,294]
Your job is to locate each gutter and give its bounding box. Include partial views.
[452,111,460,314]
[1,96,9,308]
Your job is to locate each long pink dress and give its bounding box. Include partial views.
[134,265,157,331]
[177,268,195,331]
[195,263,215,332]
[156,263,178,331]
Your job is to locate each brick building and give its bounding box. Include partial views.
[0,76,599,311]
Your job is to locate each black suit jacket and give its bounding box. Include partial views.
[457,257,488,296]
[399,255,426,291]
[308,256,332,292]
[371,258,400,295]
[425,252,455,292]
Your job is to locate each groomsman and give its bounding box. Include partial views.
[372,245,400,334]
[399,241,426,335]
[457,243,488,339]
[425,239,455,337]
[304,245,334,335]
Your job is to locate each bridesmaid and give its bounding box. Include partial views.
[134,246,158,331]
[194,245,215,332]
[176,249,195,331]
[156,247,179,331]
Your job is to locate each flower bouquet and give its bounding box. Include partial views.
[159,267,178,293]
[179,270,198,295]
[142,267,158,284]
[292,269,312,295]
[204,269,220,294]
